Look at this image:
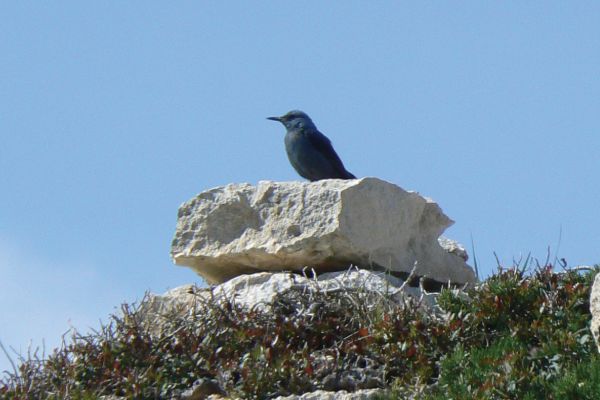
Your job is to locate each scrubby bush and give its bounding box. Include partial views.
[1,264,598,399]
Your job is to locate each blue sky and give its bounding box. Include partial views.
[1,2,599,373]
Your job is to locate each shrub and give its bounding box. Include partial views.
[1,264,598,399]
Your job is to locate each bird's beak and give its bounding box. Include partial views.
[267,116,282,122]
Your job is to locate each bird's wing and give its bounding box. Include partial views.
[308,130,355,178]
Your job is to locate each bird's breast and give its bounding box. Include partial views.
[284,131,313,156]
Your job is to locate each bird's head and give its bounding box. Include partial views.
[267,110,316,130]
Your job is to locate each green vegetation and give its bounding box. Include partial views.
[1,264,599,399]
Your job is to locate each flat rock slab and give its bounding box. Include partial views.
[137,269,438,337]
[171,178,476,285]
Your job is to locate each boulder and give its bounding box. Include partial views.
[590,273,600,353]
[138,269,438,336]
[171,178,476,285]
[210,268,438,311]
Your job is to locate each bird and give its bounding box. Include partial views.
[267,110,356,181]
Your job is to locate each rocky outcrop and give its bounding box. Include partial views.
[171,178,476,285]
[138,268,438,337]
[136,268,436,398]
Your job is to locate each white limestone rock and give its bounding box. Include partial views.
[138,269,438,333]
[171,178,476,285]
[274,389,384,400]
[590,273,600,353]
[438,236,469,261]
[212,268,438,312]
[135,284,208,336]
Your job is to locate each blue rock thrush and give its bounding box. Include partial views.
[267,110,356,181]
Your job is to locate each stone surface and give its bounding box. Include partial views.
[211,268,439,312]
[180,378,226,400]
[273,389,384,400]
[438,236,469,262]
[136,284,208,336]
[138,269,438,333]
[171,178,476,285]
[590,273,600,353]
